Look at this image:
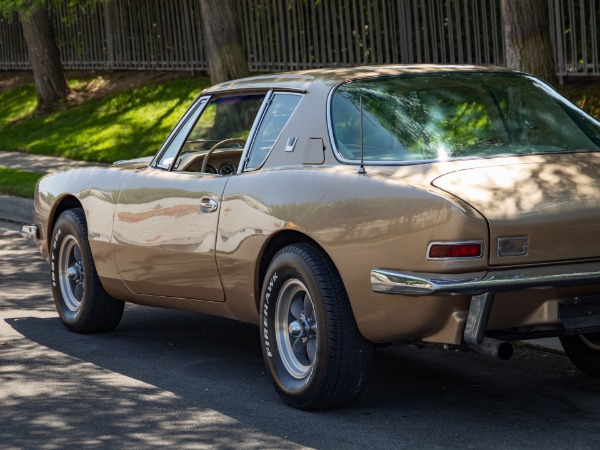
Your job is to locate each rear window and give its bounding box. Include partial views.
[330,72,600,162]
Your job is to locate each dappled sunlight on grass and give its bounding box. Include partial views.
[0,76,208,163]
[0,85,37,127]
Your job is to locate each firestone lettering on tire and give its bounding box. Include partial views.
[305,365,315,385]
[51,229,61,287]
[263,271,278,358]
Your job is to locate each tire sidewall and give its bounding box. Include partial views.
[51,212,91,329]
[260,249,329,405]
[561,333,600,377]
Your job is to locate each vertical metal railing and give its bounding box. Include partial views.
[0,0,597,79]
[0,15,29,69]
[551,0,600,79]
[241,0,505,70]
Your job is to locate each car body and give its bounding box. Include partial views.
[23,65,600,409]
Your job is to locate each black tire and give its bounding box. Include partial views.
[51,208,124,333]
[260,243,373,410]
[560,333,600,377]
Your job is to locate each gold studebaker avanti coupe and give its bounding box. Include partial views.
[23,65,600,410]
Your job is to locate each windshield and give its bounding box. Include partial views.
[330,72,600,162]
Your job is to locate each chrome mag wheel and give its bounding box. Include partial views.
[275,279,318,379]
[58,234,85,312]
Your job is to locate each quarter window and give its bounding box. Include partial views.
[245,93,302,170]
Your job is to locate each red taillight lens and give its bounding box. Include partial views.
[428,243,482,259]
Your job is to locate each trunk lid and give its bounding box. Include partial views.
[432,153,600,266]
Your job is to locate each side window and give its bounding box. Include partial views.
[156,98,207,170]
[245,93,302,170]
[172,94,266,173]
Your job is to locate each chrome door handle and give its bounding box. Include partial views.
[200,198,218,213]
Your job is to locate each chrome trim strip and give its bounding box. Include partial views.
[20,224,38,241]
[426,240,484,261]
[239,90,274,173]
[371,262,600,296]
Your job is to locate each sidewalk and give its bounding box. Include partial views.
[0,150,107,174]
[0,150,107,224]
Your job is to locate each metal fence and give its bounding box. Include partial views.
[50,0,207,70]
[0,0,598,78]
[551,0,600,77]
[242,0,504,70]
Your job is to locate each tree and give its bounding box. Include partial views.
[501,0,557,86]
[17,0,70,113]
[198,0,250,85]
[0,0,69,113]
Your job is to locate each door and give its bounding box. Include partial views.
[111,92,268,301]
[112,170,229,301]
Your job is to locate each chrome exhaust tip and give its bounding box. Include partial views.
[470,338,513,360]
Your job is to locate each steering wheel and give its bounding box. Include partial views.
[200,138,247,173]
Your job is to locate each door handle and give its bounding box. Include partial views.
[200,198,218,213]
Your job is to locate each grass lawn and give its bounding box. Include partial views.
[0,167,44,198]
[0,83,37,127]
[0,73,209,163]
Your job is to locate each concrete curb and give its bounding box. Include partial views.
[0,195,33,225]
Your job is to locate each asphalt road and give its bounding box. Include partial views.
[2,223,600,449]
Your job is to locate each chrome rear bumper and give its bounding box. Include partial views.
[20,224,39,241]
[371,262,600,346]
[371,262,600,296]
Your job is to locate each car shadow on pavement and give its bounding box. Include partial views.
[0,230,54,313]
[5,304,600,449]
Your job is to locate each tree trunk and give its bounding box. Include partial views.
[18,2,69,113]
[199,0,250,84]
[501,0,557,86]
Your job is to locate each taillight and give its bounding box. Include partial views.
[427,241,483,259]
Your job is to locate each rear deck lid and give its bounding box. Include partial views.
[432,153,600,266]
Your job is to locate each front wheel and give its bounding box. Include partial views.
[560,333,600,377]
[260,243,373,410]
[51,208,124,333]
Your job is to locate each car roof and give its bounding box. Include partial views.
[202,64,514,95]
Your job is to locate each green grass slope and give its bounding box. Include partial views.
[0,75,209,163]
[0,167,44,198]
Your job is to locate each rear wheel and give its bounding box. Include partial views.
[260,243,373,410]
[51,208,124,333]
[560,333,600,377]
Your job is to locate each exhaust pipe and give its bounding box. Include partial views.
[470,338,513,360]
